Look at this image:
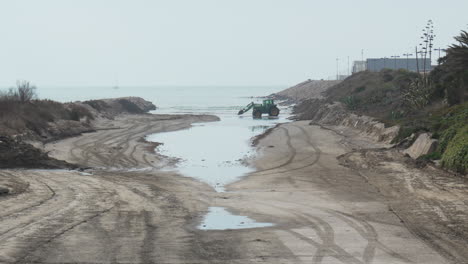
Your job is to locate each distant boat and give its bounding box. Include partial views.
[112,85,119,90]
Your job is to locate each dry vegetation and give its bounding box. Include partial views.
[0,82,156,141]
[0,82,93,138]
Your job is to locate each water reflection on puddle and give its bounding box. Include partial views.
[198,207,274,230]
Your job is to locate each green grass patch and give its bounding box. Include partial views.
[418,151,442,161]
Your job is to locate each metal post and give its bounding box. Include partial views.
[336,58,339,80]
[391,56,400,70]
[403,53,413,70]
[347,56,350,76]
[434,48,445,64]
[415,47,420,74]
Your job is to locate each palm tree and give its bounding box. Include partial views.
[447,30,468,69]
[430,30,468,105]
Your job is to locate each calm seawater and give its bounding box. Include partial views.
[27,85,283,114]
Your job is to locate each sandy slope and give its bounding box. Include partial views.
[0,115,465,263]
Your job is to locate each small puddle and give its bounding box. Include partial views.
[198,207,274,230]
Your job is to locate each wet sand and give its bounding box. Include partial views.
[0,114,465,263]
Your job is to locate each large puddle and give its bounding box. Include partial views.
[146,115,287,192]
[198,207,274,230]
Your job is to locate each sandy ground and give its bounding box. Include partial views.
[0,115,466,263]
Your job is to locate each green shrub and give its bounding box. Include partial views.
[342,96,359,110]
[390,110,405,120]
[354,86,366,93]
[437,126,458,153]
[382,71,394,82]
[418,151,442,161]
[392,127,415,143]
[441,124,468,174]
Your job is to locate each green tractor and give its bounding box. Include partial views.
[238,99,280,118]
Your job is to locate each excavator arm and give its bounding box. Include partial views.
[238,102,254,115]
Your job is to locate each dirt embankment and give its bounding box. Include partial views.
[0,97,157,169]
[294,99,400,144]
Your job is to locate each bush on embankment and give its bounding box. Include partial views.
[441,124,468,174]
[0,82,94,138]
[431,103,468,174]
[0,82,156,141]
[324,69,420,120]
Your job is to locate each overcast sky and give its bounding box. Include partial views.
[0,0,467,87]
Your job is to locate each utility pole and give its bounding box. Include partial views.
[433,48,445,64]
[391,55,400,70]
[347,56,350,76]
[403,53,413,70]
[336,58,339,80]
[415,47,420,74]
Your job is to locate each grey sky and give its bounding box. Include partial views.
[0,0,467,86]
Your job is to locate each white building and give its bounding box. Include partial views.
[352,61,367,74]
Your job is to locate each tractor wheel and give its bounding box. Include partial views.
[252,109,262,119]
[269,106,280,116]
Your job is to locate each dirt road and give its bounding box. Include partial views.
[0,115,466,263]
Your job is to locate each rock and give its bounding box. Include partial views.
[0,186,9,195]
[403,133,438,159]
